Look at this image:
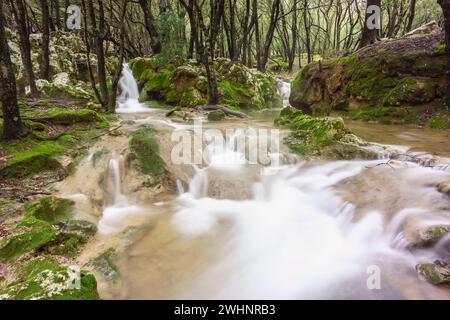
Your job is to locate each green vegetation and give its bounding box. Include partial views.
[26,197,75,224]
[426,114,450,129]
[129,127,165,177]
[129,57,281,110]
[0,256,99,300]
[275,107,352,156]
[0,216,57,262]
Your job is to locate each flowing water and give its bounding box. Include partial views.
[59,70,450,300]
[116,63,156,114]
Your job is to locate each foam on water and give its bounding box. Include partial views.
[170,156,448,299]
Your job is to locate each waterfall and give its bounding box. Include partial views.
[98,157,149,235]
[277,81,291,107]
[116,63,154,113]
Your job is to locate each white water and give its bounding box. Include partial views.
[278,81,291,107]
[171,159,438,299]
[95,72,450,299]
[117,63,155,113]
[98,158,149,235]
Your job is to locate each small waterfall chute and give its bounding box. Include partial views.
[116,63,155,114]
[277,80,291,107]
[98,158,151,235]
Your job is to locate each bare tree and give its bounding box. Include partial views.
[359,0,381,48]
[40,0,50,80]
[9,0,39,96]
[438,0,450,107]
[0,0,27,140]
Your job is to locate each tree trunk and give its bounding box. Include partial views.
[0,0,27,140]
[438,0,450,107]
[10,0,38,96]
[40,0,50,80]
[252,0,261,70]
[240,0,250,65]
[53,0,62,30]
[288,0,298,72]
[139,0,162,55]
[406,0,417,32]
[260,0,280,71]
[303,0,312,63]
[359,0,381,48]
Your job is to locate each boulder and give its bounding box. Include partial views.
[208,110,226,121]
[290,27,447,116]
[129,57,282,110]
[437,182,450,195]
[416,260,450,285]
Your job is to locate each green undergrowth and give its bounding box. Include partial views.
[0,256,99,300]
[0,100,109,180]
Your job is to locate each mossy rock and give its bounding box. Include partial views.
[384,77,436,106]
[416,260,450,286]
[129,57,280,110]
[412,225,450,248]
[275,110,379,159]
[42,109,105,125]
[207,110,226,121]
[348,105,410,124]
[0,256,99,300]
[46,220,97,257]
[26,197,75,224]
[290,31,448,114]
[0,216,57,262]
[129,127,165,176]
[0,153,66,180]
[86,248,120,282]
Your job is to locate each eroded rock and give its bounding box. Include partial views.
[416,260,450,285]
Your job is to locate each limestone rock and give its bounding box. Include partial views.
[416,260,450,285]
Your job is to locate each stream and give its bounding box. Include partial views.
[57,69,450,300]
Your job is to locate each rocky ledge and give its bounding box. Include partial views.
[290,23,450,128]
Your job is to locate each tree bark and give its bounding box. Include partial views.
[406,0,417,32]
[359,0,381,48]
[438,0,450,107]
[252,0,261,69]
[303,0,312,63]
[40,0,50,80]
[0,0,27,140]
[10,0,39,96]
[139,0,162,55]
[260,0,280,71]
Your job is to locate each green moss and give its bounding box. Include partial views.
[384,77,436,106]
[344,58,398,101]
[434,43,447,54]
[426,114,450,129]
[207,110,226,121]
[129,127,165,176]
[218,80,255,109]
[274,107,304,126]
[348,106,408,123]
[46,220,97,257]
[43,109,105,125]
[26,197,75,224]
[277,111,350,156]
[0,256,100,300]
[0,216,57,262]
